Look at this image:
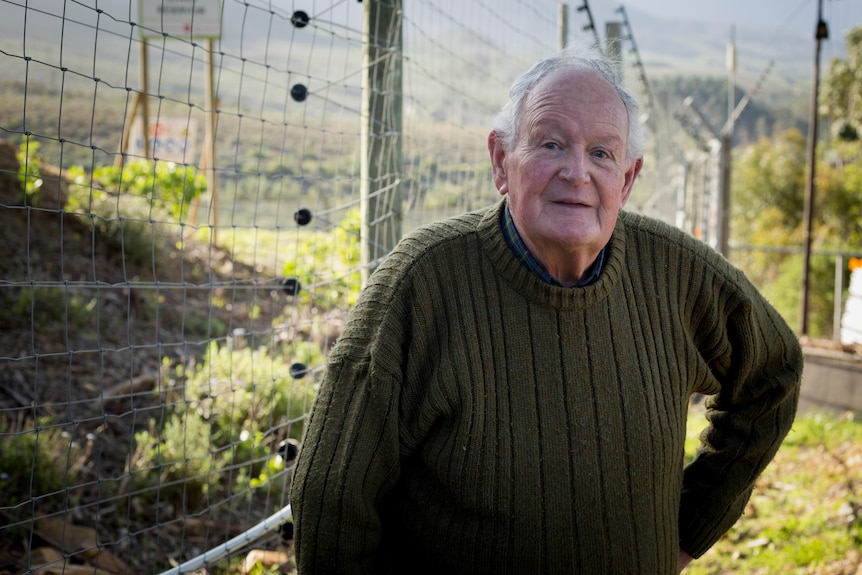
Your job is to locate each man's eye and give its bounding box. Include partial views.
[592,149,609,159]
[543,142,559,150]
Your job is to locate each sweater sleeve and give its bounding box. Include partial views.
[288,277,406,574]
[678,278,803,558]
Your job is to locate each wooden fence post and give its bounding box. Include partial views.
[360,0,403,287]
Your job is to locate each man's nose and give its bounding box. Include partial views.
[558,149,590,185]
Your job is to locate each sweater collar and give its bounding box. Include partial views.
[478,199,626,309]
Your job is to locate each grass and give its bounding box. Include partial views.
[685,408,862,575]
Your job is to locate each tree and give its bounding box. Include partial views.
[731,128,838,337]
[731,129,805,331]
[822,26,862,140]
[732,129,806,246]
[817,25,862,254]
[731,26,862,338]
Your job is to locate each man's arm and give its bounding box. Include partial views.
[678,288,802,558]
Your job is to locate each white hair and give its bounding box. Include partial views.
[491,43,645,163]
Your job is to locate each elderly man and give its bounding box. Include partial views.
[289,44,802,574]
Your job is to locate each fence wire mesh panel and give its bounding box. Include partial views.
[0,0,567,571]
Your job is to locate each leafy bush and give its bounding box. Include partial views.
[183,341,320,441]
[67,159,207,223]
[132,412,220,502]
[0,418,84,508]
[281,207,362,310]
[63,160,206,266]
[130,340,319,505]
[1,285,97,328]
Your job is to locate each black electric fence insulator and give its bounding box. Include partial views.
[278,438,300,462]
[294,208,312,226]
[282,278,301,296]
[290,363,308,379]
[291,11,310,28]
[290,84,308,102]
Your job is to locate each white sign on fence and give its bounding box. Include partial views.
[129,118,198,164]
[139,0,223,39]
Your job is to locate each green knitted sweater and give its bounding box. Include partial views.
[289,199,802,574]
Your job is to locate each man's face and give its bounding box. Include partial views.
[489,66,642,273]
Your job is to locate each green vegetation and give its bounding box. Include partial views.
[0,417,84,508]
[686,409,862,574]
[68,159,208,223]
[731,128,862,337]
[729,26,862,338]
[16,136,44,204]
[822,27,862,141]
[48,145,204,268]
[4,285,97,330]
[129,325,325,507]
[278,208,362,310]
[1,136,352,530]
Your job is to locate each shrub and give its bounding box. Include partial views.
[0,418,84,509]
[67,159,207,223]
[64,160,205,266]
[281,207,362,310]
[130,340,319,506]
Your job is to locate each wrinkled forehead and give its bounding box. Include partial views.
[519,66,629,134]
[526,65,624,112]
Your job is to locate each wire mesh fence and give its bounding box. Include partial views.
[0,0,573,571]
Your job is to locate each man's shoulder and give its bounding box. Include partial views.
[620,210,716,258]
[365,203,497,291]
[353,205,497,337]
[390,203,498,263]
[620,210,690,241]
[618,210,743,283]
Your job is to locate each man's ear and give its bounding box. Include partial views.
[488,131,508,196]
[619,157,643,207]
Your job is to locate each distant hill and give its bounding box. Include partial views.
[619,6,812,83]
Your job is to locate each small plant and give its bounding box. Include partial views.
[0,417,84,508]
[130,340,319,508]
[67,159,207,223]
[7,286,97,328]
[16,136,43,204]
[65,159,205,266]
[281,207,362,310]
[132,412,220,502]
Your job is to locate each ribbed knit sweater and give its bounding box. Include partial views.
[289,199,802,575]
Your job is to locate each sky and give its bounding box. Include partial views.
[589,0,862,48]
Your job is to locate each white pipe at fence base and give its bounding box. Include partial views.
[157,504,292,575]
